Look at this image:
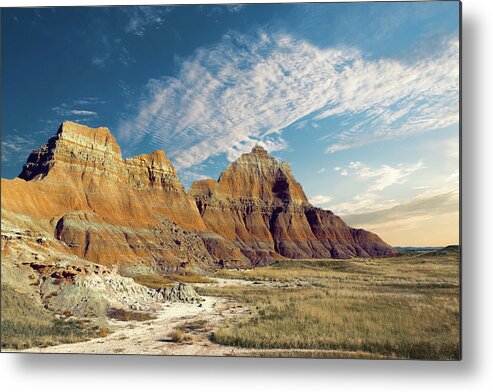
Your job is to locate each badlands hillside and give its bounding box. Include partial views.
[1,121,396,343]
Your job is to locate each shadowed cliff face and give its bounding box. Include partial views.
[190,145,397,263]
[2,122,395,274]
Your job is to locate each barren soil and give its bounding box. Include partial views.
[24,295,249,356]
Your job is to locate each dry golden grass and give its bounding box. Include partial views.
[132,274,175,289]
[169,329,194,343]
[1,284,96,350]
[133,273,210,289]
[200,251,460,360]
[246,349,387,359]
[106,307,156,322]
[167,274,211,284]
[98,326,109,338]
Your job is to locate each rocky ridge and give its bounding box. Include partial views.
[2,121,395,275]
[1,217,202,319]
[190,145,397,263]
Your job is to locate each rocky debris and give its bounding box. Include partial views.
[152,283,203,304]
[190,145,397,263]
[39,266,202,316]
[1,217,203,319]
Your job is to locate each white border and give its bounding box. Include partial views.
[1,1,492,391]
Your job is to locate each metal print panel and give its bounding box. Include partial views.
[0,1,461,360]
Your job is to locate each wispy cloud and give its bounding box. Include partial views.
[330,192,399,216]
[343,190,458,227]
[1,132,36,165]
[69,110,98,116]
[52,104,98,119]
[331,163,458,217]
[336,160,425,192]
[92,36,135,68]
[309,194,333,207]
[317,168,325,174]
[119,31,458,170]
[341,188,459,245]
[73,97,107,105]
[180,170,211,185]
[204,5,246,18]
[334,166,348,176]
[92,53,110,68]
[321,38,459,153]
[227,5,245,13]
[443,137,459,158]
[50,97,106,123]
[124,6,169,36]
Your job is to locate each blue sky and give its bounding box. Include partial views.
[1,3,460,246]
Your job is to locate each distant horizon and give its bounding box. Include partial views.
[1,3,460,247]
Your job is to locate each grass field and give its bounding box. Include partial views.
[1,248,460,358]
[198,249,460,360]
[1,284,98,350]
[133,273,211,289]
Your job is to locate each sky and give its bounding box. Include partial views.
[1,2,460,247]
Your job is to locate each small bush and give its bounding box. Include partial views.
[98,326,109,338]
[107,308,156,322]
[169,329,194,343]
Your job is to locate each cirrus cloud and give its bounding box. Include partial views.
[337,160,426,192]
[308,194,334,207]
[119,31,458,170]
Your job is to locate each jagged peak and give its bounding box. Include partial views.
[251,144,269,156]
[18,122,125,181]
[189,143,307,204]
[57,120,110,134]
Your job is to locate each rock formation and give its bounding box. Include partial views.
[1,121,397,325]
[1,217,202,319]
[190,145,397,264]
[2,121,214,273]
[2,121,395,276]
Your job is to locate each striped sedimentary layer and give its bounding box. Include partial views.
[2,122,214,272]
[2,121,396,274]
[190,145,397,263]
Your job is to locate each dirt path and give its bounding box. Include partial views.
[21,280,383,359]
[24,296,250,356]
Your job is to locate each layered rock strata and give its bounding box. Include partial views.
[2,121,214,272]
[1,218,201,318]
[2,122,396,274]
[190,145,397,263]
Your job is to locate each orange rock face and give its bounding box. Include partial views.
[2,122,213,273]
[190,145,397,264]
[1,122,396,273]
